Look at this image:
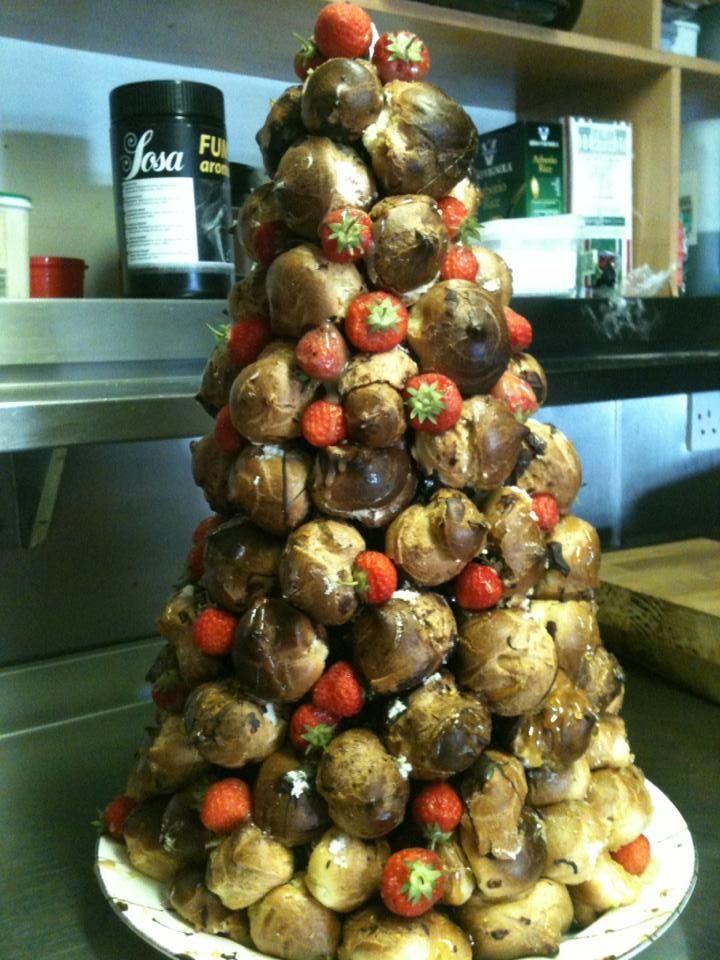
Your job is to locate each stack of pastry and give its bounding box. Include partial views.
[102,5,655,958]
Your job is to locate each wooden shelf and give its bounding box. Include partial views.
[1,0,718,292]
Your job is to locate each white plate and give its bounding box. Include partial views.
[95,780,696,960]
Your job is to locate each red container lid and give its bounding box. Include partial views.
[30,256,87,298]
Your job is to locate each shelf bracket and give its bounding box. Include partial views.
[0,447,68,549]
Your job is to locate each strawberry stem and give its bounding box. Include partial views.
[327,210,366,255]
[387,31,424,63]
[457,215,482,246]
[365,298,401,333]
[406,382,447,424]
[400,858,442,905]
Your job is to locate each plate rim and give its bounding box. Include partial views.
[95,778,697,960]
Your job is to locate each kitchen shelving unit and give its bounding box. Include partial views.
[2,0,718,288]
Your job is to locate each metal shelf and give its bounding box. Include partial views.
[519,295,720,405]
[2,296,720,457]
[0,299,223,452]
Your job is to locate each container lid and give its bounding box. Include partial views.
[110,80,225,123]
[0,192,32,209]
[30,256,87,267]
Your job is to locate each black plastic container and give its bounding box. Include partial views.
[422,0,583,29]
[110,80,234,298]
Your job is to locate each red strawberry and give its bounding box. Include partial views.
[97,794,138,838]
[319,207,373,263]
[252,219,287,270]
[200,778,253,833]
[192,607,237,656]
[213,404,245,453]
[345,291,408,353]
[490,370,538,420]
[404,373,462,433]
[437,196,482,244]
[440,244,478,281]
[293,33,325,80]
[351,551,397,605]
[187,515,222,582]
[504,306,533,352]
[411,782,464,848]
[312,661,364,718]
[314,2,372,59]
[210,315,271,368]
[151,669,190,714]
[611,834,651,876]
[372,31,430,83]
[437,196,469,240]
[301,400,348,447]
[455,563,503,610]
[290,703,338,753]
[186,540,205,583]
[296,323,350,383]
[192,515,222,544]
[531,493,560,532]
[381,847,445,918]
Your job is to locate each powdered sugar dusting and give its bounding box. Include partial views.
[395,755,412,779]
[285,769,310,799]
[387,698,407,720]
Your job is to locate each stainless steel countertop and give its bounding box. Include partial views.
[1,663,717,960]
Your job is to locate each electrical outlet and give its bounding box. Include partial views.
[687,391,720,452]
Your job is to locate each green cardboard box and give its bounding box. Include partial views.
[476,121,565,219]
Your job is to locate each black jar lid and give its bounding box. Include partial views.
[110,80,225,123]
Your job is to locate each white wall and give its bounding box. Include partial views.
[0,37,513,296]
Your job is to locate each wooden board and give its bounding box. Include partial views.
[597,538,720,703]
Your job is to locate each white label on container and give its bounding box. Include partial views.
[122,177,198,267]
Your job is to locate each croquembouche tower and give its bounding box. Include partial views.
[98,4,657,957]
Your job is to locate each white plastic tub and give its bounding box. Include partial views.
[478,213,584,297]
[0,193,32,298]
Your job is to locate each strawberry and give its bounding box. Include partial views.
[252,219,287,270]
[293,33,325,80]
[437,196,482,244]
[186,540,205,583]
[314,2,372,59]
[351,551,397,605]
[312,661,364,718]
[319,207,373,263]
[372,31,430,83]
[504,306,533,352]
[531,493,560,532]
[151,669,190,714]
[344,291,408,353]
[97,794,138,838]
[611,834,651,876]
[404,373,462,433]
[290,703,338,753]
[192,607,237,656]
[301,400,348,447]
[200,778,253,833]
[381,847,445,918]
[411,782,464,848]
[210,314,271,368]
[186,515,222,582]
[490,370,538,421]
[192,514,222,544]
[213,404,245,453]
[296,323,350,383]
[437,196,469,240]
[440,244,478,281]
[455,563,503,610]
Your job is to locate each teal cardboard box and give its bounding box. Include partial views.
[476,121,565,219]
